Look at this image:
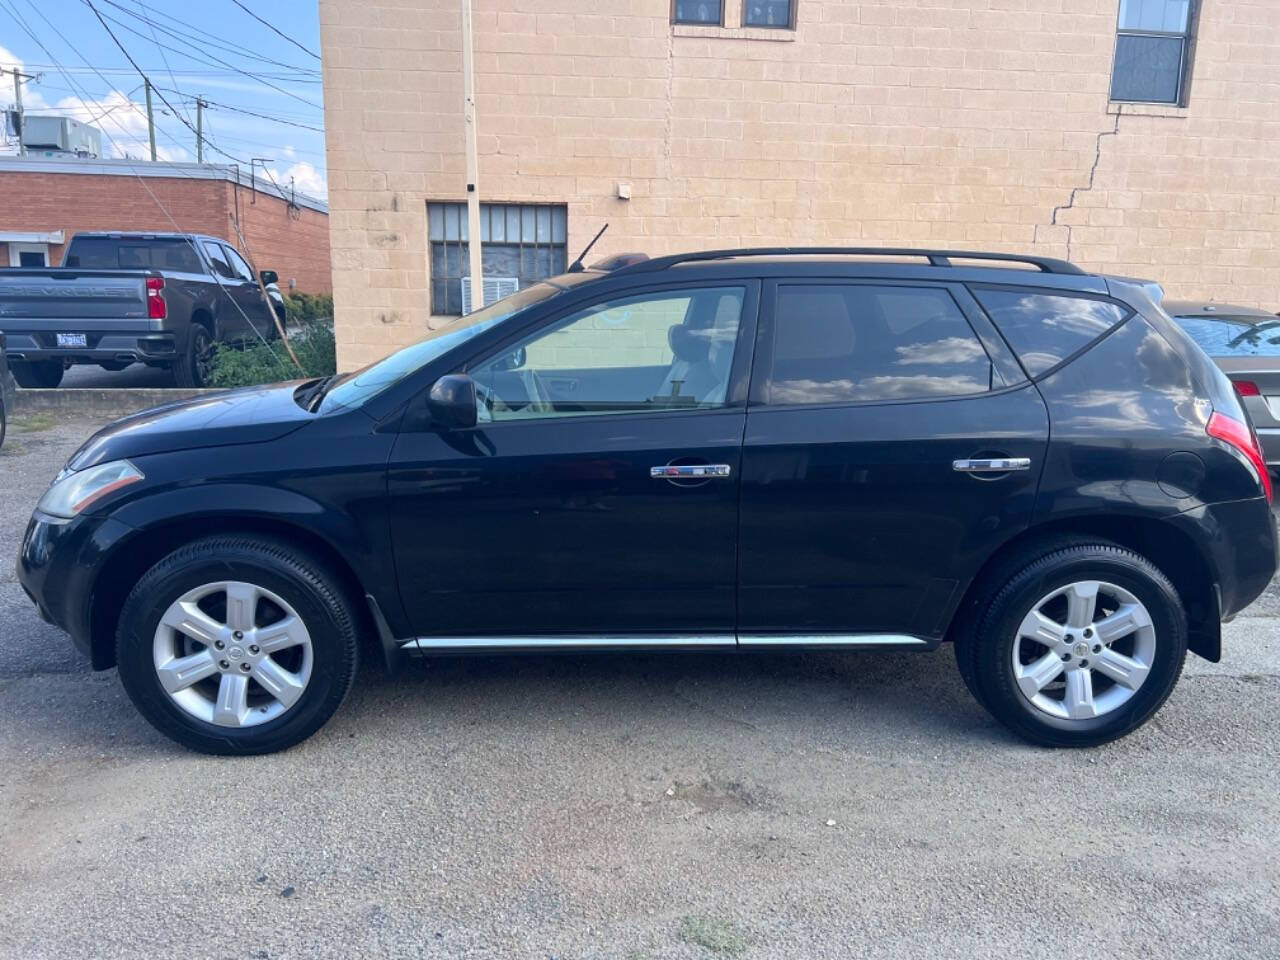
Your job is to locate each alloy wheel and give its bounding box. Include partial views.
[152,580,314,727]
[1011,580,1156,721]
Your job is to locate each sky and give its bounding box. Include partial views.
[0,0,327,198]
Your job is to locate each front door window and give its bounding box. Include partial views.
[469,286,746,421]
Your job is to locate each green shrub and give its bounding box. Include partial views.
[283,292,334,325]
[209,319,336,388]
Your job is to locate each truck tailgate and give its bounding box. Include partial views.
[0,269,153,326]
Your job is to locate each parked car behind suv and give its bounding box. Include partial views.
[0,232,285,389]
[1164,300,1280,470]
[18,247,1278,754]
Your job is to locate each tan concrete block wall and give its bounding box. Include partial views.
[321,0,1280,370]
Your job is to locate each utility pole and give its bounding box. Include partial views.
[144,78,156,161]
[11,68,28,157]
[461,0,483,312]
[195,96,204,163]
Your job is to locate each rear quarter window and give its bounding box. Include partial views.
[971,288,1129,377]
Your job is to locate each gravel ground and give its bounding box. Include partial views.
[60,363,176,389]
[2,409,1279,960]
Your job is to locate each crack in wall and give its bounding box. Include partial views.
[1036,106,1123,261]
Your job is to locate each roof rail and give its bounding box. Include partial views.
[612,247,1086,276]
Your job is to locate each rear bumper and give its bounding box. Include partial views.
[5,330,178,366]
[1169,495,1279,622]
[1256,427,1280,467]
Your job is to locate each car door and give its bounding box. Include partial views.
[387,280,759,642]
[737,278,1048,644]
[221,244,273,342]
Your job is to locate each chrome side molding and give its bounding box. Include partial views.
[400,635,737,651]
[737,634,928,647]
[400,634,928,651]
[952,457,1031,473]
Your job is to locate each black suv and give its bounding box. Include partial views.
[18,248,1277,754]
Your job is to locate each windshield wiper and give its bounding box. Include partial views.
[293,375,336,413]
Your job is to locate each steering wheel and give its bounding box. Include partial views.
[521,368,551,413]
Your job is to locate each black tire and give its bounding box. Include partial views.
[954,541,1187,748]
[0,394,6,449]
[172,324,214,388]
[116,536,360,755]
[12,360,64,389]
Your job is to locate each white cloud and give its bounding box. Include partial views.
[266,159,327,200]
[51,91,189,162]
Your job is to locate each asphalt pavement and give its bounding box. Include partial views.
[2,409,1279,960]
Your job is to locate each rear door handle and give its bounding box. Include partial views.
[953,458,1031,473]
[650,464,732,479]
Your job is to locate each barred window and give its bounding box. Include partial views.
[1110,0,1196,105]
[428,202,568,316]
[671,0,722,25]
[743,0,794,29]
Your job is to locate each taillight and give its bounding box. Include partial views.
[1233,379,1261,397]
[146,276,166,320]
[1207,411,1272,501]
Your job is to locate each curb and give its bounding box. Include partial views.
[11,388,224,421]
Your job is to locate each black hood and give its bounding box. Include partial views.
[69,382,316,470]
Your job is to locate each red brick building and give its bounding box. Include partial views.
[0,158,331,292]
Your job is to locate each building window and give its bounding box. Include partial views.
[428,202,568,316]
[1110,0,1196,105]
[743,0,795,28]
[671,1,722,25]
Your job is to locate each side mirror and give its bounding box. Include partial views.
[427,374,478,429]
[260,269,279,286]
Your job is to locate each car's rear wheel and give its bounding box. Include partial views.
[12,360,64,389]
[116,536,359,755]
[956,543,1186,747]
[172,324,214,388]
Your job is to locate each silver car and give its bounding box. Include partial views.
[1165,300,1280,468]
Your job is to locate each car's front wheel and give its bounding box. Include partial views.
[957,543,1187,747]
[116,536,359,755]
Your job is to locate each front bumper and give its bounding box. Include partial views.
[18,511,134,668]
[5,331,178,366]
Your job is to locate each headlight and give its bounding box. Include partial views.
[37,460,144,519]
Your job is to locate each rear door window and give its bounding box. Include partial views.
[971,288,1129,377]
[760,283,996,405]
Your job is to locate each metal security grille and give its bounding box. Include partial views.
[1110,0,1196,105]
[428,202,568,316]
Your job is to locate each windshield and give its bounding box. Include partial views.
[1173,315,1280,357]
[320,282,561,412]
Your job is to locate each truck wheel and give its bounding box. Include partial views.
[115,536,360,755]
[11,361,64,389]
[173,325,214,388]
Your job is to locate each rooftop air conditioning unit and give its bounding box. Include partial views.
[20,116,103,157]
[461,276,519,315]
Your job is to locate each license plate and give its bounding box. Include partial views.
[56,333,87,348]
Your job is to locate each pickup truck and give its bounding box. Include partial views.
[0,232,285,388]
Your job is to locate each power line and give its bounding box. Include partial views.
[100,0,321,77]
[87,2,324,110]
[84,0,251,164]
[152,89,324,133]
[131,0,192,130]
[227,0,321,62]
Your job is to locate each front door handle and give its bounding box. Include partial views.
[650,464,733,479]
[953,457,1031,473]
